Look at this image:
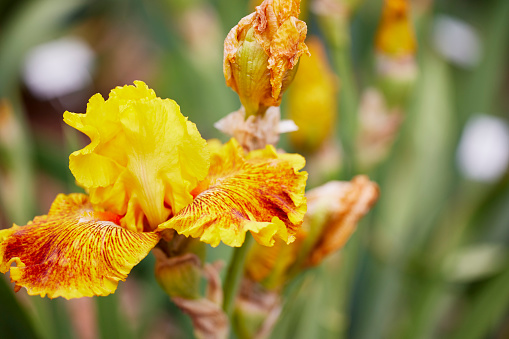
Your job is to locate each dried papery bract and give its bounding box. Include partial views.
[356,88,404,170]
[214,106,298,151]
[243,175,379,285]
[305,175,379,266]
[223,0,310,117]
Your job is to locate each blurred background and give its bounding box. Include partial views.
[1,0,509,338]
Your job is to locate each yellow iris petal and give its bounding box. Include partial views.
[0,194,159,299]
[64,81,210,231]
[157,138,307,247]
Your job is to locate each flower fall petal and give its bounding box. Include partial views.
[0,194,159,299]
[157,139,307,247]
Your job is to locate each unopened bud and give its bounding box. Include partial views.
[154,249,202,300]
[288,36,338,153]
[375,0,418,107]
[224,0,309,116]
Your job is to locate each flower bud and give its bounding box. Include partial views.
[287,36,338,153]
[224,0,310,116]
[375,0,418,107]
[154,249,202,300]
[375,0,416,58]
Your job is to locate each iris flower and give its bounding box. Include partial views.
[0,81,307,299]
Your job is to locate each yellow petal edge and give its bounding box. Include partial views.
[0,194,159,299]
[157,138,307,247]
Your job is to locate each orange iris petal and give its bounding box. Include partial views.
[157,139,307,247]
[0,194,159,299]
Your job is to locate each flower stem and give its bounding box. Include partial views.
[319,14,359,179]
[222,233,254,316]
[332,43,358,179]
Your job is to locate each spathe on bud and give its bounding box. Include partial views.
[224,0,310,116]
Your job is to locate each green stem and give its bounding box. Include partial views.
[330,40,359,180]
[222,233,254,316]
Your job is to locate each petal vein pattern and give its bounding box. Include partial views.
[0,194,159,299]
[157,139,307,247]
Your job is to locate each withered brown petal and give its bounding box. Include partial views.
[307,175,379,266]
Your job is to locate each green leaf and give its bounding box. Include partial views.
[0,278,40,339]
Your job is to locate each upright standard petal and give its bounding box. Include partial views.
[64,81,210,231]
[157,138,307,247]
[0,194,159,299]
